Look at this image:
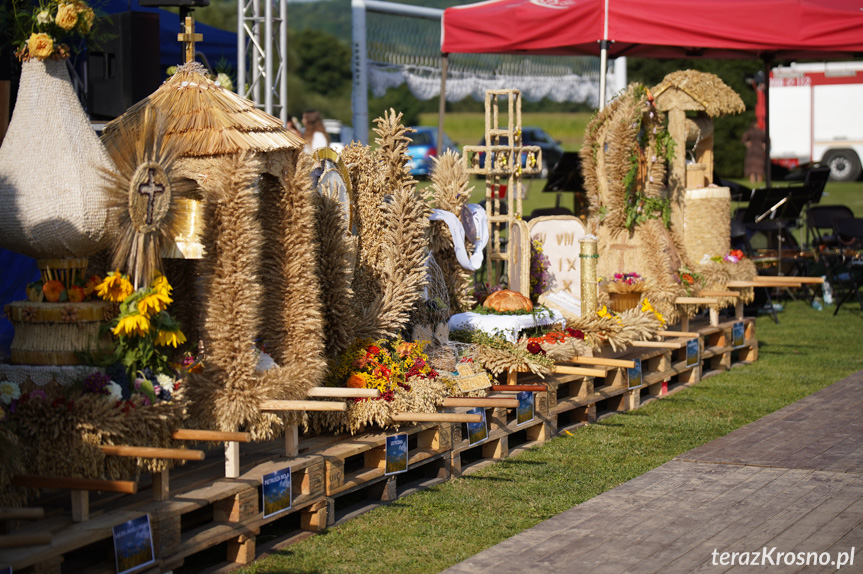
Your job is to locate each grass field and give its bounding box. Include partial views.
[418,111,593,152]
[223,300,862,574]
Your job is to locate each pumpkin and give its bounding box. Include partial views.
[483,289,533,313]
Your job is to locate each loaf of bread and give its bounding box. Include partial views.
[483,289,533,313]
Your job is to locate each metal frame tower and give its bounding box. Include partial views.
[237,0,288,120]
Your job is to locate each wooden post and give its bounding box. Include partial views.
[71,490,88,522]
[152,469,170,501]
[709,307,719,327]
[225,441,240,479]
[735,298,744,319]
[285,425,299,458]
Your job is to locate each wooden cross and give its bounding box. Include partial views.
[177,16,203,64]
[608,243,638,272]
[138,168,165,225]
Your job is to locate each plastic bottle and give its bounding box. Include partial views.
[812,298,823,311]
[822,276,834,305]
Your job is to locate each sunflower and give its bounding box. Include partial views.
[155,329,187,347]
[137,291,173,316]
[96,271,134,303]
[113,312,151,337]
[150,273,173,296]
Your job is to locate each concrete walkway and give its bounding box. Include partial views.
[441,370,863,574]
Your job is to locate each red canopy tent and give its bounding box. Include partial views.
[440,0,863,183]
[442,0,863,59]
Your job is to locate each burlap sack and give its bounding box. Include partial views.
[0,59,115,259]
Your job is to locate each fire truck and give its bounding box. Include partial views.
[769,61,863,181]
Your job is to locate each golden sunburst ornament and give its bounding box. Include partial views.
[100,107,196,289]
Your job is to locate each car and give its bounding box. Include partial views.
[323,119,354,153]
[477,127,565,178]
[406,127,458,177]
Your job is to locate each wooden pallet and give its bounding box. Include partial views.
[0,318,758,573]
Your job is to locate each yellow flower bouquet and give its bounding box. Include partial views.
[12,0,97,61]
[95,271,187,381]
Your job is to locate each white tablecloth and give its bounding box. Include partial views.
[447,308,565,342]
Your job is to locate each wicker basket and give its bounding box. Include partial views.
[608,292,642,313]
[8,300,114,366]
[38,258,89,289]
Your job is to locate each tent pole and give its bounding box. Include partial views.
[438,53,448,157]
[763,57,772,188]
[599,40,609,110]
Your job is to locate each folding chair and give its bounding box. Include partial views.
[831,217,863,315]
[731,218,778,323]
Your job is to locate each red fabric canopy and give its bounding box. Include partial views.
[442,0,863,60]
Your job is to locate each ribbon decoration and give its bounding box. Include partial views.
[429,204,489,271]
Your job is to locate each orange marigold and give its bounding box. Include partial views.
[346,374,366,389]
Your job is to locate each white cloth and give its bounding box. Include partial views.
[429,203,488,271]
[447,308,565,343]
[304,131,329,155]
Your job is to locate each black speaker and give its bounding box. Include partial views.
[87,12,161,120]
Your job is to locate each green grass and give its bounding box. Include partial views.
[418,112,593,152]
[231,301,863,574]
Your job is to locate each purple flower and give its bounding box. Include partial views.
[29,389,48,400]
[82,372,111,395]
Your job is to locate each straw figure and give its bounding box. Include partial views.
[426,150,476,314]
[581,83,689,324]
[309,110,453,434]
[102,62,325,439]
[651,71,757,309]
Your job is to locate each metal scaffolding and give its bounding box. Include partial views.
[237,0,288,121]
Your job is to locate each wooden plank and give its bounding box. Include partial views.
[441,397,520,408]
[260,400,347,412]
[0,533,52,548]
[490,384,547,392]
[567,356,636,368]
[0,507,44,521]
[100,445,205,461]
[172,429,251,442]
[553,365,605,377]
[11,475,137,494]
[306,387,381,398]
[390,413,482,423]
[753,275,824,284]
[700,290,739,297]
[657,330,700,338]
[630,340,684,349]
[675,297,719,304]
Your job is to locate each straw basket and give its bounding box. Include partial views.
[38,258,89,289]
[0,58,116,259]
[8,301,114,365]
[608,292,642,313]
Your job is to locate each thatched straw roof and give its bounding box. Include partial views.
[103,62,304,157]
[652,70,745,117]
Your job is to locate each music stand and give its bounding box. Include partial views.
[542,152,584,213]
[747,185,810,276]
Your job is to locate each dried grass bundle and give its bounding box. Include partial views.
[375,109,416,197]
[103,62,303,158]
[353,181,430,340]
[258,153,326,388]
[305,376,449,435]
[99,106,197,288]
[185,152,263,432]
[428,150,475,312]
[652,70,745,118]
[0,424,26,507]
[315,181,358,358]
[697,258,757,307]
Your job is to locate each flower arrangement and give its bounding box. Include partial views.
[166,61,235,92]
[95,271,187,382]
[329,339,438,402]
[529,239,551,303]
[526,327,585,355]
[11,0,97,61]
[24,274,104,303]
[677,267,704,296]
[701,249,745,265]
[600,272,645,294]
